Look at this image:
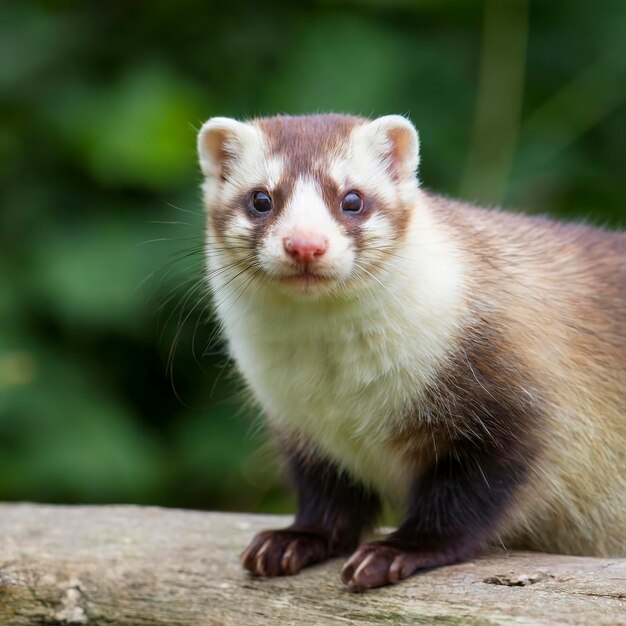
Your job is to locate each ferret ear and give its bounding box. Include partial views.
[197,117,258,180]
[357,115,420,181]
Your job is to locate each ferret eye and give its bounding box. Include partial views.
[340,191,363,214]
[251,191,273,215]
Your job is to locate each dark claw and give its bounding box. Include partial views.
[341,539,471,591]
[241,528,329,577]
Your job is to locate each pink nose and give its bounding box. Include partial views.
[283,234,328,263]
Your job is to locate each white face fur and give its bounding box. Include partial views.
[197,114,420,300]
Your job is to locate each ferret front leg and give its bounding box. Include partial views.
[341,431,530,591]
[241,442,381,577]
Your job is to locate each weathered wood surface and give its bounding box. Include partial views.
[0,504,624,625]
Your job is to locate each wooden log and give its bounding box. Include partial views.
[0,504,624,625]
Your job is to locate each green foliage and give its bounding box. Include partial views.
[0,0,624,511]
[48,65,204,189]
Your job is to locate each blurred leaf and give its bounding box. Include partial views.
[0,4,75,89]
[29,216,180,330]
[0,346,163,502]
[263,14,412,114]
[170,391,279,510]
[48,65,205,190]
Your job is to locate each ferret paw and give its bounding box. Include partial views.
[340,540,462,591]
[241,528,329,577]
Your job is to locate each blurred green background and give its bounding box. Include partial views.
[1,0,625,514]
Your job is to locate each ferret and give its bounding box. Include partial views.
[196,113,626,591]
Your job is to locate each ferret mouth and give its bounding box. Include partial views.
[278,269,335,290]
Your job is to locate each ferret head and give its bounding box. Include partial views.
[197,114,420,299]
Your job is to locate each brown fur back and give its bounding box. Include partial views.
[427,192,626,556]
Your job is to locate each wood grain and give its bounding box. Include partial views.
[0,504,624,625]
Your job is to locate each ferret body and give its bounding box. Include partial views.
[197,113,626,590]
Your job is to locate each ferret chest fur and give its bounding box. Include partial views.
[226,297,420,500]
